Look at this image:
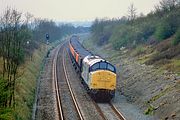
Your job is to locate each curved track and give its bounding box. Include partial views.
[66,40,127,120]
[62,48,84,120]
[52,43,84,120]
[52,45,64,120]
[52,41,126,120]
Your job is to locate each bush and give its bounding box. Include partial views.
[155,22,174,41]
[141,24,155,40]
[110,25,132,49]
[144,105,155,115]
[155,11,179,41]
[172,29,180,45]
[132,45,146,56]
[146,46,180,65]
[0,108,14,120]
[0,77,8,107]
[110,19,157,50]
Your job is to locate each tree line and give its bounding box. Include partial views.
[0,8,29,107]
[91,0,180,49]
[0,8,89,108]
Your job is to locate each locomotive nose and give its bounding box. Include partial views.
[90,70,116,90]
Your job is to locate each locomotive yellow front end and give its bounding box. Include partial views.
[90,70,116,90]
[88,59,116,102]
[81,55,116,102]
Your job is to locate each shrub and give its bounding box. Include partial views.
[0,77,8,107]
[155,11,179,41]
[110,25,132,49]
[142,26,155,40]
[146,46,180,65]
[155,39,171,52]
[138,21,156,41]
[133,45,146,56]
[0,108,14,120]
[155,22,174,41]
[144,105,155,115]
[172,29,180,46]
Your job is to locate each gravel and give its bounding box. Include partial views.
[35,49,58,120]
[98,103,119,120]
[112,92,154,120]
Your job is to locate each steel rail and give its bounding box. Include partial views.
[109,102,126,120]
[62,48,84,120]
[53,46,64,120]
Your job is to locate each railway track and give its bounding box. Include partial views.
[52,46,63,120]
[52,41,126,120]
[109,102,126,120]
[65,42,126,120]
[92,101,107,120]
[92,101,126,120]
[52,43,84,120]
[62,48,84,120]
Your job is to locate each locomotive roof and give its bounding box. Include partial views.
[83,55,105,66]
[70,36,92,58]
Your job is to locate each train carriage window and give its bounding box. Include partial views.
[100,62,107,69]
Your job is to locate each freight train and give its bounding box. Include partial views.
[68,35,116,102]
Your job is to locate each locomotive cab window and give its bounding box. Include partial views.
[90,63,99,71]
[107,63,116,73]
[100,62,107,69]
[90,62,116,73]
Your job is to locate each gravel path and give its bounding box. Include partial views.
[35,49,58,120]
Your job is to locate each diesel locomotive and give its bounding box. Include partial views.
[68,35,116,102]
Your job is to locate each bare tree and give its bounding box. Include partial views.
[0,8,25,107]
[160,0,178,11]
[127,3,137,24]
[25,12,34,28]
[10,9,22,107]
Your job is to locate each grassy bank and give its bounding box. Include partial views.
[0,45,48,120]
[83,35,180,119]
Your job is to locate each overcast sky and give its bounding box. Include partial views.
[0,0,161,21]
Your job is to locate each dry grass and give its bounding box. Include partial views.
[143,37,180,74]
[131,45,146,57]
[155,38,172,52]
[14,45,47,120]
[162,59,180,75]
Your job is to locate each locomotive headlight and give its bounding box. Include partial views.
[93,83,97,86]
[90,83,97,87]
[111,85,115,88]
